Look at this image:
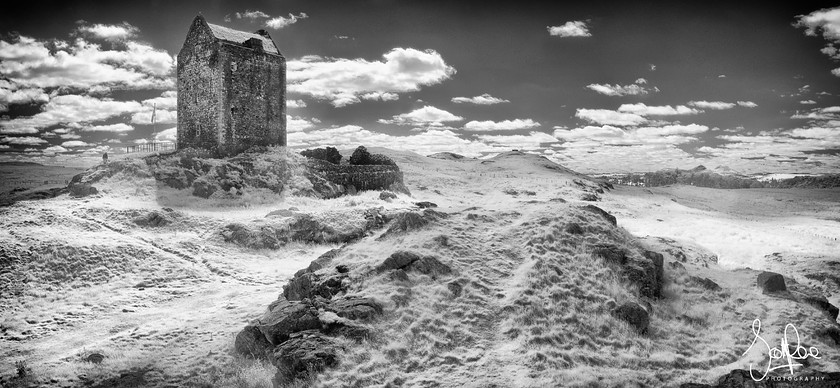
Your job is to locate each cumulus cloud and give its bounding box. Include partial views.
[617,103,701,116]
[737,101,758,108]
[553,123,707,146]
[360,92,400,102]
[473,132,558,148]
[378,106,463,127]
[463,119,540,131]
[688,100,736,110]
[266,13,309,29]
[800,100,817,105]
[287,99,307,108]
[131,109,176,125]
[0,136,47,145]
[237,10,271,20]
[547,21,592,37]
[287,48,456,107]
[0,80,49,112]
[0,94,143,134]
[154,127,177,142]
[76,22,139,42]
[575,108,647,126]
[795,7,840,74]
[43,145,68,154]
[451,93,510,105]
[61,140,90,147]
[288,126,505,157]
[586,78,658,96]
[287,115,318,133]
[79,123,134,132]
[0,32,174,90]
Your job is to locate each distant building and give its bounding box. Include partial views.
[177,15,286,155]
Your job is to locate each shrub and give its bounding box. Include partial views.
[300,147,342,165]
[349,146,396,166]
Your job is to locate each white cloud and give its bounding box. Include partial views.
[287,48,456,107]
[800,100,817,105]
[266,13,308,29]
[473,131,558,148]
[553,123,707,146]
[237,10,271,19]
[80,123,134,132]
[360,92,400,102]
[77,22,139,42]
[287,99,307,108]
[287,115,317,133]
[130,109,176,125]
[43,145,68,154]
[378,106,463,127]
[142,91,176,110]
[61,140,90,147]
[154,127,177,142]
[796,7,840,74]
[463,119,540,131]
[688,100,736,110]
[0,94,143,134]
[737,101,758,108]
[0,136,47,145]
[0,81,49,112]
[617,103,702,116]
[0,34,174,90]
[288,126,504,157]
[547,21,592,37]
[575,108,647,126]
[586,79,658,96]
[451,93,510,105]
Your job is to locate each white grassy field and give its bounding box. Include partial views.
[1,148,838,387]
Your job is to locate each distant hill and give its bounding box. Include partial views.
[603,166,763,189]
[0,161,44,167]
[765,174,840,189]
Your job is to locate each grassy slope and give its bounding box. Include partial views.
[1,148,838,387]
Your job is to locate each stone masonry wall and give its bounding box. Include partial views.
[177,19,223,151]
[305,159,405,191]
[219,43,286,155]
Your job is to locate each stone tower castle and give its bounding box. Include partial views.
[177,15,286,155]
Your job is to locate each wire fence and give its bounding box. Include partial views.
[125,142,177,154]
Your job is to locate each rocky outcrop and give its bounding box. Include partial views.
[271,330,342,382]
[68,183,98,198]
[592,246,663,299]
[133,211,171,227]
[379,191,397,201]
[377,251,452,278]
[378,209,447,240]
[689,276,721,291]
[757,271,786,293]
[235,324,273,358]
[283,271,348,301]
[580,205,617,226]
[613,302,649,334]
[257,299,322,345]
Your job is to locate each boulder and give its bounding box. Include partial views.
[323,297,383,321]
[581,193,599,201]
[379,191,398,201]
[235,324,273,358]
[409,255,452,278]
[283,272,348,301]
[68,183,98,198]
[133,211,170,227]
[272,330,342,382]
[613,302,649,334]
[415,201,438,209]
[689,276,722,291]
[378,209,447,240]
[565,223,584,235]
[757,271,786,293]
[592,244,627,264]
[580,205,616,226]
[377,251,422,272]
[257,299,322,345]
[642,250,665,298]
[192,179,217,198]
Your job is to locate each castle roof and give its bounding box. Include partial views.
[206,22,280,55]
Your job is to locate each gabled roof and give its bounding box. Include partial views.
[206,22,280,55]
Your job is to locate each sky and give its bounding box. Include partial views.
[1,1,840,174]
